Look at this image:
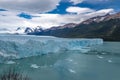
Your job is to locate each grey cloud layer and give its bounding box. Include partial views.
[0,0,116,30]
[0,8,114,29]
[0,0,60,13]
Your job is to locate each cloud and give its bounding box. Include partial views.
[0,7,114,30]
[70,0,84,4]
[66,6,114,15]
[0,0,117,33]
[0,11,84,29]
[70,0,110,5]
[0,11,89,29]
[86,8,114,17]
[84,0,110,4]
[29,14,85,28]
[0,11,26,30]
[0,0,60,13]
[66,6,95,14]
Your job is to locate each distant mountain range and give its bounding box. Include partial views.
[26,12,120,41]
[1,12,120,41]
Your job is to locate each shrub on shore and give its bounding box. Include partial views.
[0,69,30,80]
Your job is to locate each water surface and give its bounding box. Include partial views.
[0,35,119,80]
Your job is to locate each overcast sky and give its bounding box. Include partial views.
[0,0,119,30]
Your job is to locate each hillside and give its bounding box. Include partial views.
[27,12,120,41]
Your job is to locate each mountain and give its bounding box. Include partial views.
[24,26,43,34]
[44,23,76,31]
[15,27,27,34]
[27,12,120,41]
[26,23,77,35]
[5,26,43,34]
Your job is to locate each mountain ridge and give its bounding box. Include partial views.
[27,12,120,41]
[17,12,120,41]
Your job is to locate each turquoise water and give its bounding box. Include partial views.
[0,35,120,80]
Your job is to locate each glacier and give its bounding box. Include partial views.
[0,35,103,62]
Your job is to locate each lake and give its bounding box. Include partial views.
[0,35,120,80]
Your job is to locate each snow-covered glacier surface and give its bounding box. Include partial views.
[0,35,103,62]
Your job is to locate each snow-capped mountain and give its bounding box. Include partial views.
[44,23,76,31]
[81,12,120,24]
[16,26,43,34]
[0,26,43,34]
[81,14,110,24]
[15,27,27,34]
[27,12,120,41]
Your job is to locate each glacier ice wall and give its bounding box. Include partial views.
[0,35,103,61]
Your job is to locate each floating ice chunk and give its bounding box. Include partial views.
[101,53,106,55]
[31,64,39,69]
[68,59,73,62]
[66,58,73,62]
[69,69,76,73]
[65,58,78,65]
[6,61,15,64]
[108,60,112,63]
[97,55,104,59]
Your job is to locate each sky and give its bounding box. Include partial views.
[0,0,120,30]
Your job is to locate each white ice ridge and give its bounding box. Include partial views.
[0,35,103,59]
